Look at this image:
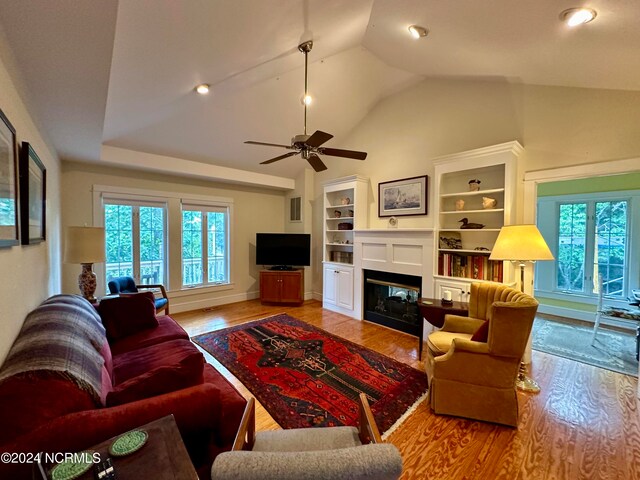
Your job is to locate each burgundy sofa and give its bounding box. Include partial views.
[0,294,246,479]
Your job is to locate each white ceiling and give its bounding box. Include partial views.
[1,0,639,184]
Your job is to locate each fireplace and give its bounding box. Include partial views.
[363,269,422,336]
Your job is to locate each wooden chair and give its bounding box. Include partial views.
[107,276,169,314]
[210,393,402,480]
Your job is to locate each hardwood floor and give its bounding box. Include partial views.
[174,299,640,480]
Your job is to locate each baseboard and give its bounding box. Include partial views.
[171,290,260,313]
[538,304,637,332]
[312,291,323,302]
[538,304,594,322]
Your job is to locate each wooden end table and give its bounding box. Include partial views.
[36,415,198,480]
[418,298,469,360]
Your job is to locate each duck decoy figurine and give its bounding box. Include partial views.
[458,218,485,229]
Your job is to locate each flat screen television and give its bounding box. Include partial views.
[256,233,311,269]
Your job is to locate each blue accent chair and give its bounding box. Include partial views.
[107,276,169,314]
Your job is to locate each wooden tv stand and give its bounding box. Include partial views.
[260,269,304,305]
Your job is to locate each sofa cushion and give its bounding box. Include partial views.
[109,315,189,355]
[98,292,158,341]
[112,339,203,385]
[471,320,490,342]
[106,352,204,406]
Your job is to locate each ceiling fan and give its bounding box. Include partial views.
[244,40,367,172]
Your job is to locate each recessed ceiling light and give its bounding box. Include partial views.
[195,83,210,95]
[408,25,428,39]
[302,94,313,106]
[560,8,597,27]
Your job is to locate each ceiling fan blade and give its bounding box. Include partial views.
[260,151,299,165]
[306,153,327,172]
[319,147,367,160]
[245,140,294,149]
[305,130,333,148]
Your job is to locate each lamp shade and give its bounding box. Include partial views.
[64,226,106,264]
[489,225,554,261]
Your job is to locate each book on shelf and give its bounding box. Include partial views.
[438,253,503,282]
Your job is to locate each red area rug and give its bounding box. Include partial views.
[193,314,428,435]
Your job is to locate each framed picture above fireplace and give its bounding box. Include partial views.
[378,175,428,217]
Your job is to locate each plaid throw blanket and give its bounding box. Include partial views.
[0,294,107,405]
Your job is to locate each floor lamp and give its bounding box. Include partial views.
[64,226,105,302]
[490,224,554,393]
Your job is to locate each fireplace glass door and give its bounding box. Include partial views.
[363,270,421,336]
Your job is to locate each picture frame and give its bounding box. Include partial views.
[378,175,428,217]
[0,108,19,247]
[19,142,46,244]
[439,232,462,249]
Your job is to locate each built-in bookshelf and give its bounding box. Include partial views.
[322,175,369,316]
[432,142,522,300]
[322,176,368,265]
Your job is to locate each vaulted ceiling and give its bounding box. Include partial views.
[1,0,638,185]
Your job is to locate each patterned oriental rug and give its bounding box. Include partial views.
[193,314,429,436]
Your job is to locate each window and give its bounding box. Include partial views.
[104,200,166,287]
[182,203,230,287]
[538,191,636,300]
[557,200,628,297]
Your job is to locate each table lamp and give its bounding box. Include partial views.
[64,226,105,302]
[490,224,554,393]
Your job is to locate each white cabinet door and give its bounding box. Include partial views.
[323,265,338,306]
[435,279,471,303]
[336,267,354,310]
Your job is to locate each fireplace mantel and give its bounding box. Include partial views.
[352,229,434,320]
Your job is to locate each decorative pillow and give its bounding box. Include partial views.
[471,320,489,342]
[106,351,204,406]
[98,292,158,342]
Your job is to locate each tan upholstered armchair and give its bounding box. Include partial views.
[425,282,539,427]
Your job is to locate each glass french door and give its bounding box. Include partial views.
[104,201,166,289]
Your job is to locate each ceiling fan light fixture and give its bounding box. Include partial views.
[244,40,367,172]
[195,83,210,95]
[408,25,428,39]
[560,8,597,27]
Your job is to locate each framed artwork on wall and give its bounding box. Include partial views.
[19,142,46,244]
[378,175,428,217]
[0,108,19,247]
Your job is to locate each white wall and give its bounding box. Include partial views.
[0,45,61,363]
[61,160,286,312]
[284,168,314,298]
[311,78,640,295]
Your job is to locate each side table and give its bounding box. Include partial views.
[36,415,198,480]
[418,298,469,360]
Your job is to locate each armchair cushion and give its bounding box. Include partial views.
[470,320,489,342]
[252,426,361,452]
[98,292,158,341]
[107,276,137,294]
[211,444,403,480]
